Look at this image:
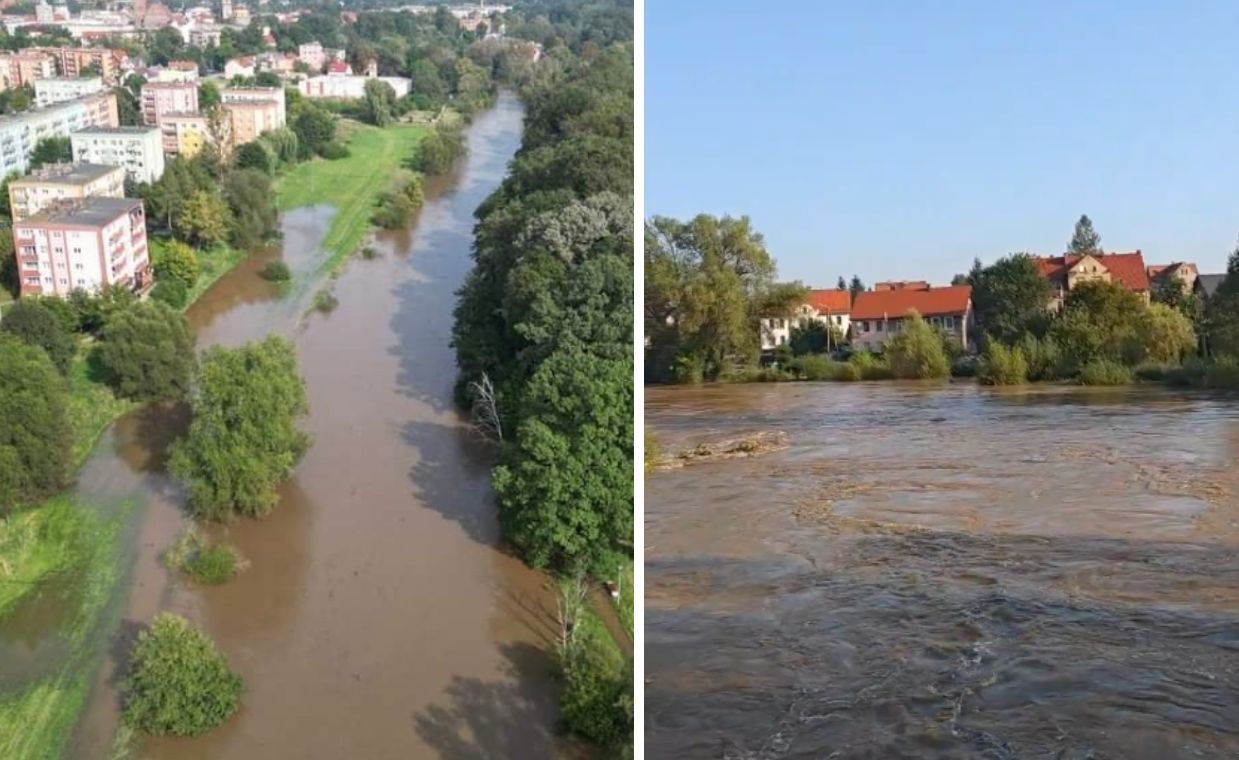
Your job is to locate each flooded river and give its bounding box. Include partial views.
[56,92,568,758]
[646,382,1239,759]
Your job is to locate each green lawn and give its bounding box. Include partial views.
[275,122,429,276]
[148,238,247,311]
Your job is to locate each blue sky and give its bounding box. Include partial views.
[646,1,1239,286]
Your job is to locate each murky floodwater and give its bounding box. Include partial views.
[53,92,570,758]
[646,382,1239,759]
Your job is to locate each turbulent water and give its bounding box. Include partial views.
[55,92,572,758]
[645,382,1239,759]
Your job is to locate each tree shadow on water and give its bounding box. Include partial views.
[402,418,501,547]
[412,641,562,760]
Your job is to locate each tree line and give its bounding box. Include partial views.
[451,2,633,753]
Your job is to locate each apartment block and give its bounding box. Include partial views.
[221,88,285,147]
[159,112,211,157]
[140,80,198,126]
[35,76,104,107]
[8,162,125,222]
[26,46,126,83]
[0,51,56,89]
[13,197,150,298]
[0,92,119,176]
[70,126,165,184]
[221,86,285,126]
[298,75,411,100]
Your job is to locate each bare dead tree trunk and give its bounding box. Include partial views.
[468,372,503,441]
[555,570,590,656]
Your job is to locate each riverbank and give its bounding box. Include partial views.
[0,119,437,760]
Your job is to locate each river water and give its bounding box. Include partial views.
[52,92,569,758]
[646,382,1239,759]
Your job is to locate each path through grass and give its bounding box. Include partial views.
[276,122,428,277]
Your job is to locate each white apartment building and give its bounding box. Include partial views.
[35,76,104,107]
[8,162,125,222]
[70,126,165,183]
[0,92,118,176]
[298,75,411,100]
[13,197,150,298]
[220,86,286,125]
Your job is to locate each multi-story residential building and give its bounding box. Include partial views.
[187,25,225,47]
[159,112,211,157]
[12,197,150,298]
[298,41,325,70]
[26,46,126,83]
[1147,261,1199,295]
[8,162,125,222]
[0,51,56,89]
[760,289,852,351]
[1032,251,1151,309]
[298,74,411,100]
[140,80,198,126]
[851,284,974,351]
[224,55,255,79]
[70,126,164,183]
[0,92,118,176]
[35,76,104,107]
[220,87,284,146]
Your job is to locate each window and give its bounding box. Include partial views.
[877,322,884,332]
[945,316,955,329]
[862,321,870,332]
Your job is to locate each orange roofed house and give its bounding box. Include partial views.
[1032,251,1150,309]
[851,284,973,351]
[759,289,851,351]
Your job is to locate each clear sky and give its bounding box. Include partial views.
[646,1,1239,286]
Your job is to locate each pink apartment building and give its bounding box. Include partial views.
[13,197,150,298]
[140,81,199,126]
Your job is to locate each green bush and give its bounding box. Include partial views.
[885,312,950,379]
[312,289,338,313]
[163,529,239,585]
[155,240,200,289]
[151,277,189,309]
[848,349,892,380]
[360,245,379,260]
[559,624,627,748]
[978,341,1027,386]
[1078,359,1133,386]
[1204,357,1239,389]
[835,362,863,381]
[123,613,242,736]
[1018,333,1063,381]
[0,298,76,374]
[97,301,195,401]
[372,191,413,229]
[319,141,350,160]
[951,354,979,378]
[260,260,291,282]
[790,354,836,380]
[0,333,71,512]
[1134,363,1169,382]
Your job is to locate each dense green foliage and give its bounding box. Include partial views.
[1078,359,1134,386]
[260,260,292,282]
[884,311,951,379]
[978,341,1028,385]
[788,320,843,356]
[163,529,239,585]
[1068,213,1102,255]
[292,106,336,157]
[0,334,71,513]
[28,136,70,170]
[151,277,189,309]
[559,619,629,748]
[1206,247,1239,358]
[122,613,242,736]
[968,254,1052,344]
[0,299,76,374]
[413,125,466,174]
[169,337,309,521]
[97,301,196,402]
[154,239,201,289]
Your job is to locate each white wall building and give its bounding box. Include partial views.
[70,126,165,183]
[35,76,105,107]
[8,162,126,222]
[0,92,118,176]
[13,196,150,298]
[298,74,411,100]
[759,290,852,351]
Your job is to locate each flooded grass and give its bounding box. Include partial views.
[274,122,429,276]
[66,355,136,469]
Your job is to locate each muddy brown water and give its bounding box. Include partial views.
[45,92,574,759]
[646,382,1239,759]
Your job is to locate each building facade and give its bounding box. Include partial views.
[1033,251,1151,309]
[0,51,56,89]
[851,284,974,351]
[70,126,165,183]
[13,197,150,298]
[35,76,104,107]
[8,162,125,222]
[298,74,411,99]
[26,46,125,83]
[760,289,852,351]
[159,112,210,156]
[0,91,118,176]
[140,80,199,126]
[220,87,285,146]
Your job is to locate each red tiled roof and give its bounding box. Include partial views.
[874,280,930,291]
[851,285,971,320]
[806,289,850,313]
[1033,251,1150,292]
[327,60,349,73]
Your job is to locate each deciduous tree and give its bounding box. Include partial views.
[98,301,195,401]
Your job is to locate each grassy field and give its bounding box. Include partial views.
[148,238,247,310]
[275,122,429,276]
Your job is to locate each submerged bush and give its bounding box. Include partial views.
[163,529,239,585]
[978,341,1027,386]
[1204,356,1239,389]
[1078,359,1133,386]
[789,354,837,380]
[885,312,950,379]
[312,289,338,313]
[123,613,242,736]
[848,350,891,380]
[1019,333,1063,381]
[260,260,291,282]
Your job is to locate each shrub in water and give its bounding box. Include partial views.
[848,350,891,380]
[260,260,291,282]
[1204,357,1239,389]
[791,354,835,380]
[123,613,242,736]
[360,245,378,260]
[884,311,950,379]
[164,529,238,585]
[313,289,339,313]
[1078,359,1133,386]
[1019,333,1063,381]
[978,341,1027,386]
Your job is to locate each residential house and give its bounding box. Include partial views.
[220,86,284,147]
[8,162,125,222]
[1147,261,1199,295]
[35,76,103,107]
[153,60,200,82]
[0,92,118,176]
[140,80,198,125]
[298,41,325,71]
[851,284,973,351]
[70,125,165,183]
[1032,251,1151,309]
[0,50,56,89]
[759,289,851,351]
[224,55,255,79]
[12,197,150,298]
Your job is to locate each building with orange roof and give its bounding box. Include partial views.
[1147,261,1198,295]
[760,288,852,351]
[1032,251,1150,309]
[851,284,973,351]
